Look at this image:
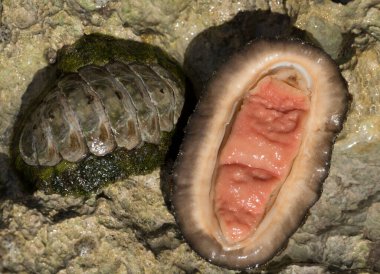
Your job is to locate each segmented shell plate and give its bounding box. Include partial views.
[19,61,184,167]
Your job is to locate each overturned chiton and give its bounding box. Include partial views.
[173,40,349,269]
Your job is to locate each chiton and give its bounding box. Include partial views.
[12,34,185,195]
[173,39,349,269]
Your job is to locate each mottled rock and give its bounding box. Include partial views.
[364,203,380,241]
[368,241,380,272]
[70,0,110,11]
[325,235,370,269]
[0,24,11,44]
[339,45,380,150]
[0,0,380,273]
[304,16,345,60]
[279,265,328,274]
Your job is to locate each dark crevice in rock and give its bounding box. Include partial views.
[19,196,45,211]
[2,196,50,224]
[51,208,82,223]
[0,124,12,147]
[144,223,179,239]
[129,222,181,257]
[159,158,175,210]
[17,197,53,217]
[328,267,376,273]
[303,21,355,64]
[134,27,164,36]
[183,10,308,97]
[321,224,365,237]
[368,241,380,272]
[128,223,157,256]
[0,267,15,273]
[338,192,380,218]
[160,77,197,210]
[11,194,88,224]
[331,0,352,4]
[54,253,79,274]
[66,1,115,24]
[0,153,30,202]
[355,190,380,210]
[174,264,201,274]
[337,32,356,64]
[0,216,7,230]
[253,261,373,274]
[147,223,181,255]
[262,257,320,273]
[311,191,380,237]
[95,191,112,201]
[98,7,115,19]
[313,218,365,238]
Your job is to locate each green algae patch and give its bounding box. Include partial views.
[12,34,185,196]
[58,33,184,86]
[35,133,172,195]
[13,111,177,196]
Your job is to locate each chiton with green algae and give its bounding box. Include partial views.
[12,33,185,195]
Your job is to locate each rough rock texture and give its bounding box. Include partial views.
[0,0,379,273]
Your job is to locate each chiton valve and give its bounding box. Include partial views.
[173,40,349,269]
[12,34,185,195]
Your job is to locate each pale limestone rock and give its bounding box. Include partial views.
[0,0,379,273]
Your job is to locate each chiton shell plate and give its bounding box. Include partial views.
[19,61,183,167]
[13,34,185,195]
[173,40,349,269]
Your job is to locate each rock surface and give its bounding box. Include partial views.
[0,0,379,273]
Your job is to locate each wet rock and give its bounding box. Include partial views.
[304,15,347,60]
[0,24,11,44]
[0,0,379,273]
[364,203,380,241]
[368,241,380,272]
[70,0,110,11]
[279,265,328,274]
[338,45,380,150]
[117,0,191,35]
[324,235,370,269]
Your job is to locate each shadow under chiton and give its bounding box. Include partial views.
[173,39,349,269]
[12,34,185,195]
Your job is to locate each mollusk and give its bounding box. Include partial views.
[173,40,349,269]
[19,61,182,166]
[12,34,185,195]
